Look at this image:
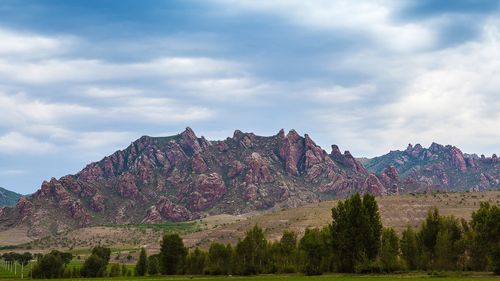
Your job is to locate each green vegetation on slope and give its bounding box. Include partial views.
[0,187,22,207]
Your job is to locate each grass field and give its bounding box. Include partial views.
[1,273,500,281]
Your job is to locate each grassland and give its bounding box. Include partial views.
[1,191,499,254]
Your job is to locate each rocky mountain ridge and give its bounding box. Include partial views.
[365,143,499,191]
[0,128,392,239]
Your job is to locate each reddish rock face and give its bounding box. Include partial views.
[244,153,274,184]
[91,193,105,212]
[191,153,208,174]
[363,174,385,196]
[450,147,467,173]
[279,130,304,176]
[188,173,226,211]
[156,197,193,222]
[228,160,245,178]
[142,206,163,223]
[117,173,139,198]
[16,197,33,221]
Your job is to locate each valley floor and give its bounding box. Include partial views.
[1,273,500,281]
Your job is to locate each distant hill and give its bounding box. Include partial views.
[0,187,22,207]
[364,143,500,192]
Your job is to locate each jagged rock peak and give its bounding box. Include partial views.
[277,128,285,139]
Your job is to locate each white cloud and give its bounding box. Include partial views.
[108,96,214,122]
[213,0,435,51]
[0,92,97,128]
[0,28,73,57]
[83,87,142,98]
[315,21,500,156]
[168,77,275,101]
[0,57,239,84]
[0,132,54,154]
[313,84,376,103]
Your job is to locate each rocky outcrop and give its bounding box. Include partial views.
[188,173,226,211]
[365,143,500,191]
[155,197,193,222]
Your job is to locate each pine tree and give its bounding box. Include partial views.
[160,234,187,275]
[400,226,418,270]
[186,248,207,275]
[299,228,326,275]
[135,248,148,276]
[331,193,383,272]
[380,228,401,272]
[148,255,160,275]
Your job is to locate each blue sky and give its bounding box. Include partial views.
[1,0,500,194]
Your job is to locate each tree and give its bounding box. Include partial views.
[160,233,187,275]
[279,230,298,272]
[135,248,148,276]
[109,263,121,277]
[418,208,442,261]
[362,193,383,260]
[148,255,160,275]
[80,246,111,277]
[80,254,107,277]
[380,228,401,272]
[32,252,65,279]
[400,226,418,270]
[471,202,500,274]
[331,193,383,272]
[121,264,128,277]
[299,228,326,275]
[186,248,207,275]
[91,246,111,262]
[208,243,233,275]
[234,225,268,275]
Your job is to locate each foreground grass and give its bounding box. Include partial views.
[2,274,499,281]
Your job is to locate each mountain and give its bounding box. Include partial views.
[365,143,500,192]
[0,128,390,239]
[0,187,22,207]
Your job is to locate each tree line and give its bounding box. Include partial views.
[10,193,500,278]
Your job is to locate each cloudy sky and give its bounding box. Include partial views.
[1,0,500,194]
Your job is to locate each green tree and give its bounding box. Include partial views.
[160,233,187,275]
[471,202,500,274]
[32,252,65,279]
[148,255,160,275]
[91,246,111,262]
[80,254,107,277]
[299,228,326,275]
[186,248,207,274]
[362,193,383,260]
[418,208,442,261]
[400,226,418,270]
[380,228,401,272]
[121,264,128,277]
[234,225,267,275]
[279,230,298,272]
[135,248,148,276]
[331,193,383,272]
[208,243,233,275]
[109,263,121,277]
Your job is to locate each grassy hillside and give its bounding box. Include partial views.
[0,187,22,207]
[3,191,498,253]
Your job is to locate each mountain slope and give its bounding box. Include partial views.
[0,128,388,239]
[365,143,500,191]
[0,187,22,207]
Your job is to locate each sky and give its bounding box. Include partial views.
[1,0,500,194]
